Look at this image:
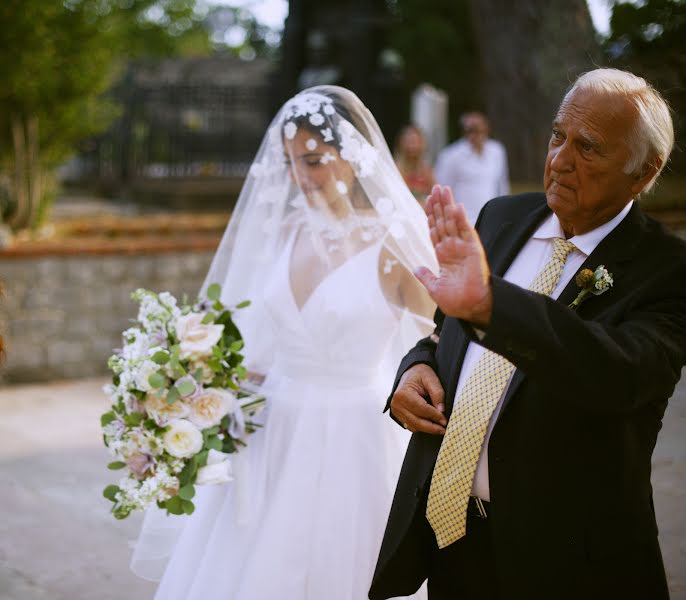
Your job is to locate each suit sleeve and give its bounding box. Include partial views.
[471,266,686,415]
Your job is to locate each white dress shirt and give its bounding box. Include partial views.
[434,139,510,225]
[457,200,634,501]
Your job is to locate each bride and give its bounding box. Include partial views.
[131,86,436,599]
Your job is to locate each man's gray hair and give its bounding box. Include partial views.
[564,68,674,193]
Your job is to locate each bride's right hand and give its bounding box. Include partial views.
[390,364,447,435]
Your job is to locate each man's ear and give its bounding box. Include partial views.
[631,157,662,196]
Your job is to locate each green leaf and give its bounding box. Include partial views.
[151,351,170,365]
[196,449,209,467]
[178,484,196,501]
[205,436,223,451]
[148,372,166,389]
[107,461,126,470]
[236,300,251,309]
[176,379,196,397]
[206,283,221,301]
[179,456,198,487]
[203,426,220,437]
[235,365,247,380]
[166,386,180,405]
[229,340,244,352]
[103,485,121,502]
[101,412,116,427]
[165,496,184,515]
[125,412,144,427]
[194,368,205,382]
[181,499,196,515]
[201,313,215,325]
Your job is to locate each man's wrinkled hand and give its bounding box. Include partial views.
[390,363,447,435]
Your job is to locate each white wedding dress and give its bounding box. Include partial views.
[150,231,427,600]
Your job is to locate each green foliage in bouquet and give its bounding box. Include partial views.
[101,283,265,519]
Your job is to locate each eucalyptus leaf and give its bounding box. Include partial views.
[151,351,170,365]
[181,499,196,515]
[178,484,196,501]
[196,449,209,467]
[148,372,166,389]
[107,461,126,470]
[179,456,198,486]
[205,436,223,451]
[236,300,251,309]
[206,283,221,301]
[165,496,184,515]
[166,387,180,405]
[103,485,120,502]
[176,379,196,397]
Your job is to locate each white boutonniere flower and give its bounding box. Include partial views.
[569,265,614,309]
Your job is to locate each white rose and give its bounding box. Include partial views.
[163,419,203,458]
[145,391,190,424]
[188,388,236,429]
[195,449,233,485]
[175,313,224,360]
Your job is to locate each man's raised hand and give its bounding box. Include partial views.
[414,185,493,328]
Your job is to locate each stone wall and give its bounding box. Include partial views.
[0,250,215,384]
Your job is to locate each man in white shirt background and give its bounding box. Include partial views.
[434,112,510,225]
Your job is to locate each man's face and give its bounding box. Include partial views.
[463,114,488,150]
[544,88,644,236]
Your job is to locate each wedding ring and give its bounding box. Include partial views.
[402,422,409,430]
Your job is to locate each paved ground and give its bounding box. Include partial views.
[0,374,684,600]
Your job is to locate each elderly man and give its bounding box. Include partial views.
[434,111,510,225]
[369,68,686,600]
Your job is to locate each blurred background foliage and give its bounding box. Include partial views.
[0,0,684,234]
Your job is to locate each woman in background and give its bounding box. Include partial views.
[394,124,435,205]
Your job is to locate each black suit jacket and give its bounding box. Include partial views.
[370,193,686,599]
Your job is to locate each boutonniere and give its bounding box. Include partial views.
[569,265,614,309]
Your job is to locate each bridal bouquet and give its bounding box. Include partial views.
[101,284,265,520]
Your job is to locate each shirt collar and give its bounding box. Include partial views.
[533,200,634,257]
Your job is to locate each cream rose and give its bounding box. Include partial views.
[163,419,203,458]
[195,449,233,485]
[175,313,224,360]
[145,391,190,424]
[188,388,236,429]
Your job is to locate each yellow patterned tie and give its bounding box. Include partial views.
[426,237,576,548]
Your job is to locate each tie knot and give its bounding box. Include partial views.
[552,237,576,261]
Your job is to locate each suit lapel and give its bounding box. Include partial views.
[497,202,645,416]
[556,203,643,308]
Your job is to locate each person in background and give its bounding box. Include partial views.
[434,111,509,224]
[395,125,435,205]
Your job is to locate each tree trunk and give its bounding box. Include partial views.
[467,0,600,182]
[7,113,42,230]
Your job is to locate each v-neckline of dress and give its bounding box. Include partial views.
[286,227,379,315]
